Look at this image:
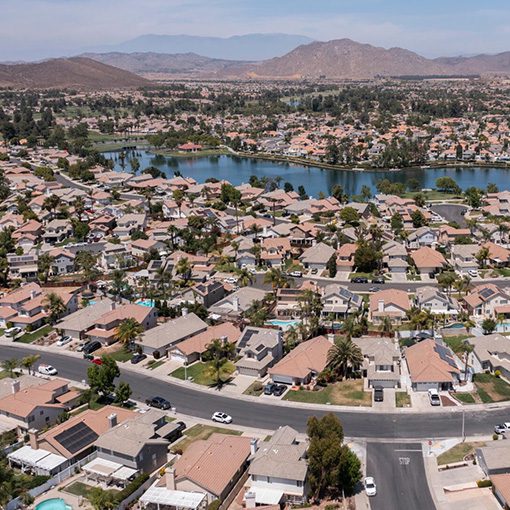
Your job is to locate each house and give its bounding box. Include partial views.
[168,322,241,364]
[180,281,226,308]
[369,289,411,325]
[321,284,363,319]
[208,287,268,320]
[269,336,331,386]
[7,252,39,281]
[451,244,480,274]
[406,226,438,249]
[0,379,78,432]
[86,303,157,345]
[467,334,510,379]
[410,246,447,275]
[439,225,471,246]
[405,339,460,391]
[113,213,147,238]
[353,336,401,388]
[248,426,308,505]
[136,312,207,357]
[140,478,207,510]
[491,473,510,509]
[101,242,134,270]
[130,239,165,259]
[172,433,252,503]
[415,286,459,318]
[47,248,76,275]
[483,241,510,267]
[463,284,510,318]
[299,242,336,271]
[236,327,283,377]
[336,243,356,272]
[476,443,510,476]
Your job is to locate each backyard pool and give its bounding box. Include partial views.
[35,499,72,510]
[266,319,301,330]
[444,323,465,329]
[136,298,156,307]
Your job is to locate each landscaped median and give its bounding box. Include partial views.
[283,380,372,406]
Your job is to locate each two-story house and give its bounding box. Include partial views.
[321,284,363,319]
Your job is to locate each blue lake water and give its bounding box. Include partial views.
[104,150,510,197]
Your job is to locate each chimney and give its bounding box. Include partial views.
[220,335,228,345]
[107,413,117,429]
[30,290,37,299]
[11,380,20,394]
[29,428,39,450]
[166,467,176,490]
[378,299,385,313]
[110,301,116,311]
[245,491,256,509]
[250,438,258,456]
[232,296,240,312]
[181,307,188,317]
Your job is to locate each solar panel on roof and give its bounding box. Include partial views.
[54,422,98,454]
[480,288,495,299]
[435,344,456,368]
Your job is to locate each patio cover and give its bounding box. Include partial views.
[140,487,206,509]
[249,487,284,505]
[111,466,138,481]
[8,446,50,467]
[83,458,122,477]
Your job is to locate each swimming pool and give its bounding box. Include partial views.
[444,323,465,329]
[136,298,156,307]
[35,499,72,510]
[266,319,301,329]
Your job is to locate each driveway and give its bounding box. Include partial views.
[366,442,435,510]
[373,388,396,411]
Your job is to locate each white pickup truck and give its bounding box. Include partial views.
[494,422,510,434]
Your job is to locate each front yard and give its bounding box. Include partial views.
[395,391,411,408]
[171,424,242,453]
[171,361,236,386]
[437,441,486,466]
[283,379,372,406]
[452,373,510,404]
[15,325,53,344]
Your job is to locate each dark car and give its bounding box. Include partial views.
[272,384,287,397]
[82,340,102,355]
[374,387,384,402]
[372,277,385,284]
[175,421,187,433]
[146,396,172,410]
[351,277,369,283]
[264,383,277,395]
[131,353,147,364]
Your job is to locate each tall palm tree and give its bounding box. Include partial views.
[175,257,192,284]
[380,316,394,337]
[115,318,143,350]
[1,359,19,378]
[205,338,235,386]
[284,326,299,353]
[327,337,364,380]
[236,268,254,287]
[21,354,40,375]
[460,341,474,382]
[37,253,55,283]
[43,292,66,323]
[264,267,289,291]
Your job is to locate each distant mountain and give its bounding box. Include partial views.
[0,57,150,89]
[434,51,510,75]
[82,52,247,78]
[92,33,314,61]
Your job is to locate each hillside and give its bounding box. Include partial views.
[0,57,151,89]
[82,52,246,78]
[435,51,510,75]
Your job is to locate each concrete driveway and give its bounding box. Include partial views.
[373,388,396,410]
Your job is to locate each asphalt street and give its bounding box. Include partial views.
[366,442,435,510]
[1,345,507,440]
[430,204,468,228]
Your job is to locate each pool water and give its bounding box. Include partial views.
[444,323,465,329]
[266,319,301,329]
[136,298,156,307]
[35,499,72,510]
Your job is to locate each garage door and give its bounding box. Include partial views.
[371,379,397,389]
[271,374,294,385]
[170,351,186,362]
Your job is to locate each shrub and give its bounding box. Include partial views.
[493,434,500,441]
[114,473,149,504]
[494,370,501,378]
[208,500,221,510]
[477,479,492,488]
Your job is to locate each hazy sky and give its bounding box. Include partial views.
[2,0,510,61]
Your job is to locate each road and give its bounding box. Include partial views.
[1,345,507,440]
[430,204,468,227]
[366,442,435,510]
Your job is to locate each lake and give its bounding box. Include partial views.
[104,150,510,197]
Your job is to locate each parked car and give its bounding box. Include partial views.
[224,277,238,284]
[76,342,87,352]
[372,277,385,284]
[264,383,277,395]
[368,286,379,292]
[494,423,510,434]
[146,396,172,410]
[56,335,72,346]
[82,340,101,355]
[131,353,147,364]
[468,269,479,278]
[374,387,384,402]
[289,271,302,278]
[212,412,232,424]
[5,327,22,338]
[364,477,377,497]
[175,421,187,433]
[351,277,369,283]
[38,364,58,375]
[90,358,103,366]
[310,268,319,275]
[428,388,441,406]
[272,384,287,397]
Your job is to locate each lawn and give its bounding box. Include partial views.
[443,335,471,355]
[243,381,264,396]
[62,480,118,499]
[473,373,510,403]
[108,347,133,363]
[437,441,486,465]
[15,325,53,344]
[454,393,476,404]
[283,380,371,407]
[171,424,242,453]
[0,371,9,380]
[395,392,411,408]
[171,361,236,386]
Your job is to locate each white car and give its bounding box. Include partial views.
[468,270,479,278]
[224,277,238,285]
[38,364,58,375]
[494,422,510,434]
[364,476,377,497]
[56,336,72,346]
[5,327,22,338]
[212,412,233,424]
[289,271,302,278]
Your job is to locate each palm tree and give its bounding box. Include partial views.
[380,316,394,337]
[460,341,474,382]
[21,354,40,375]
[236,268,254,287]
[111,269,127,300]
[205,338,235,387]
[37,253,55,283]
[327,337,364,380]
[43,292,66,323]
[284,326,299,353]
[115,318,143,350]
[1,358,19,378]
[175,257,192,284]
[72,196,86,221]
[264,267,289,291]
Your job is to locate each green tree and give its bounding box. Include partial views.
[339,206,360,226]
[37,253,55,283]
[75,251,100,283]
[390,212,404,235]
[87,357,120,397]
[436,176,461,194]
[88,487,117,510]
[482,318,497,335]
[206,338,236,387]
[43,292,66,323]
[354,240,382,273]
[21,354,40,375]
[475,246,490,268]
[115,318,143,350]
[326,254,337,278]
[410,209,427,228]
[115,381,132,404]
[437,271,457,296]
[326,337,364,380]
[264,267,290,291]
[175,257,192,284]
[1,358,19,378]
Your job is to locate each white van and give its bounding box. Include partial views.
[428,388,441,406]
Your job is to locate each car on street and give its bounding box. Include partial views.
[372,277,385,284]
[428,388,441,406]
[146,396,172,410]
[368,286,379,292]
[494,422,510,434]
[5,327,22,338]
[351,277,369,283]
[82,340,101,355]
[38,364,58,375]
[364,476,377,496]
[224,277,238,285]
[90,358,103,366]
[131,353,147,364]
[212,411,232,424]
[289,271,302,278]
[374,387,384,402]
[56,335,72,346]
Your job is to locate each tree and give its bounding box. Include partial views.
[460,341,473,382]
[390,212,404,235]
[235,268,254,287]
[1,358,19,378]
[475,246,490,268]
[307,414,361,499]
[436,176,461,194]
[326,254,337,278]
[43,194,61,217]
[482,318,497,335]
[437,271,457,296]
[87,357,120,397]
[331,184,348,204]
[410,209,427,228]
[43,292,66,323]
[327,337,364,380]
[339,207,360,226]
[205,338,236,387]
[115,381,132,404]
[88,487,117,510]
[115,318,143,350]
[175,257,192,284]
[380,316,394,337]
[487,183,499,194]
[360,185,372,201]
[75,251,99,283]
[21,354,40,375]
[37,253,55,283]
[354,240,382,273]
[264,267,290,290]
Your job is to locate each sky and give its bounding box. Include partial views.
[2,0,510,61]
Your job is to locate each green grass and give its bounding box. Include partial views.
[243,381,264,396]
[16,325,53,344]
[108,348,133,363]
[171,424,242,453]
[455,393,476,404]
[473,373,510,403]
[348,272,373,279]
[443,335,471,355]
[62,480,118,499]
[0,371,9,380]
[171,361,236,386]
[395,392,411,408]
[147,359,165,370]
[495,268,510,277]
[283,380,371,406]
[437,441,486,465]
